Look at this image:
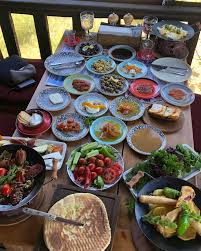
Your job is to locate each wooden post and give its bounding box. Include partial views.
[34,13,52,60]
[0,10,20,56]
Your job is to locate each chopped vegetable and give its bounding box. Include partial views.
[177,210,190,236]
[86,150,99,159]
[94,176,104,189]
[143,214,177,229]
[163,187,181,199]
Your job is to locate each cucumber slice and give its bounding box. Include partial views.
[86,150,99,159]
[73,152,81,165]
[80,142,99,153]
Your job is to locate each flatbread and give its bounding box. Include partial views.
[44,193,111,251]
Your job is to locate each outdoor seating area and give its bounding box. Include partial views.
[0,0,201,251]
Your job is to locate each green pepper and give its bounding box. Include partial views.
[177,210,190,236]
[99,146,116,161]
[94,176,104,189]
[163,187,181,199]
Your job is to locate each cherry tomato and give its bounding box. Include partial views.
[78,166,85,175]
[84,167,92,189]
[1,184,12,196]
[95,167,104,175]
[96,154,104,160]
[104,157,112,167]
[111,163,123,177]
[88,157,96,164]
[96,159,104,167]
[78,158,87,166]
[73,167,79,179]
[0,168,7,176]
[76,176,85,185]
[88,163,96,172]
[91,172,97,181]
[103,169,116,184]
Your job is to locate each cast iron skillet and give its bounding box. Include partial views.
[0,144,46,212]
[135,176,201,251]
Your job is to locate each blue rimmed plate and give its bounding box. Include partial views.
[66,142,124,191]
[117,59,148,79]
[52,113,88,142]
[109,96,145,121]
[86,55,116,75]
[90,116,128,145]
[126,124,166,155]
[160,83,195,107]
[74,92,109,117]
[36,87,71,112]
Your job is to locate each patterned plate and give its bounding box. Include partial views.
[52,113,89,142]
[109,96,145,121]
[160,83,195,107]
[86,55,116,75]
[66,142,124,191]
[117,59,148,79]
[36,88,71,112]
[90,116,128,145]
[44,51,85,76]
[74,92,109,117]
[126,124,166,155]
[63,73,95,95]
[97,74,129,97]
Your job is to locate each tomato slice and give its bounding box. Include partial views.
[103,168,116,184]
[111,164,122,177]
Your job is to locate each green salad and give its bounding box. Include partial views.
[125,144,201,191]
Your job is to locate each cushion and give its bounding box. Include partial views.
[0,59,45,105]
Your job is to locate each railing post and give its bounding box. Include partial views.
[72,13,82,31]
[33,13,52,60]
[0,10,20,56]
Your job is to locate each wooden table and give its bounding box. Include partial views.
[0,35,198,251]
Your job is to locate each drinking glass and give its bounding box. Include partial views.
[66,30,76,45]
[140,39,155,63]
[143,16,158,38]
[80,11,94,40]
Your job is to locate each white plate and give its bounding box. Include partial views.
[150,57,192,83]
[0,136,67,171]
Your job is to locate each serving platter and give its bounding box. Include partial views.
[126,124,166,155]
[117,59,148,79]
[160,83,195,107]
[90,116,128,145]
[36,87,71,112]
[44,51,85,76]
[86,55,116,75]
[52,113,89,142]
[66,143,124,191]
[109,96,145,122]
[143,105,185,133]
[152,20,195,42]
[150,57,192,83]
[0,136,67,171]
[63,73,95,95]
[74,92,109,117]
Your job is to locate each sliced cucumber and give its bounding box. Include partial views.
[86,150,99,159]
[73,152,81,165]
[80,142,99,153]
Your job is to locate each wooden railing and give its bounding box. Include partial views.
[0,0,200,64]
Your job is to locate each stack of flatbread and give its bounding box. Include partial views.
[44,193,111,251]
[148,104,181,121]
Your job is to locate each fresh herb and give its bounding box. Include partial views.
[125,198,135,215]
[84,117,96,126]
[142,214,177,229]
[125,145,201,190]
